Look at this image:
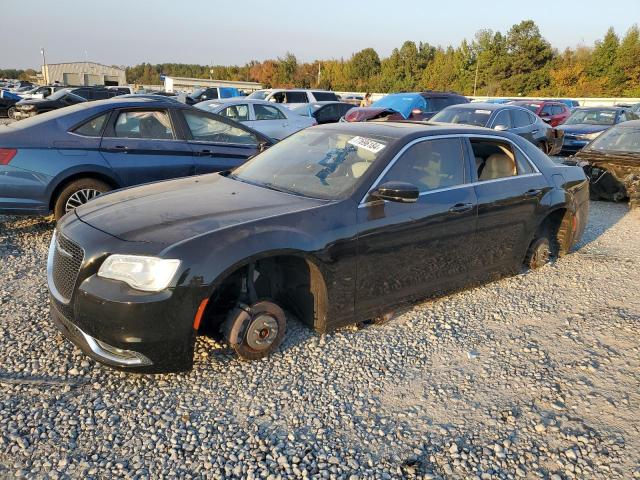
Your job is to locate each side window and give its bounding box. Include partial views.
[73,89,90,100]
[312,91,338,101]
[511,109,532,128]
[219,104,249,122]
[540,105,553,116]
[270,92,285,103]
[493,110,512,128]
[618,112,627,123]
[430,97,454,111]
[73,113,109,137]
[183,111,258,145]
[471,139,534,181]
[202,89,219,100]
[254,104,286,121]
[285,92,308,103]
[380,138,466,193]
[114,110,174,140]
[316,104,339,122]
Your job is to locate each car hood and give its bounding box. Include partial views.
[557,124,610,135]
[74,173,328,245]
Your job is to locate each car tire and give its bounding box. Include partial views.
[536,141,547,154]
[53,178,111,221]
[7,107,16,120]
[222,301,286,361]
[524,235,552,270]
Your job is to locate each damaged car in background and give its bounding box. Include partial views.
[48,122,589,373]
[566,120,640,209]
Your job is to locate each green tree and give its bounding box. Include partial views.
[611,25,640,95]
[588,27,619,79]
[349,48,381,90]
[504,20,554,94]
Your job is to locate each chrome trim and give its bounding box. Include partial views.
[358,173,544,208]
[81,330,152,367]
[358,133,541,206]
[47,230,68,304]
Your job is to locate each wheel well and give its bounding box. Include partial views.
[49,173,119,210]
[538,208,573,255]
[198,255,329,337]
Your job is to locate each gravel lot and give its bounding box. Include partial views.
[1,200,639,479]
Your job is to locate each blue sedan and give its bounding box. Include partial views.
[0,97,273,219]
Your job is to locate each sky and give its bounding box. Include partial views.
[3,0,639,69]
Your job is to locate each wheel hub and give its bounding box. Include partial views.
[245,314,278,350]
[65,188,101,212]
[533,242,550,267]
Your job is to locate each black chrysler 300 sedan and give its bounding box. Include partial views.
[48,122,589,372]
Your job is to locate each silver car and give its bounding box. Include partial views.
[196,99,317,140]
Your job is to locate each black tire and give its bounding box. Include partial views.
[53,178,111,220]
[7,107,16,120]
[223,301,286,361]
[524,235,552,270]
[536,141,547,154]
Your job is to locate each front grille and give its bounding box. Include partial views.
[51,233,84,303]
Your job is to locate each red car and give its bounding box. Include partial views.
[509,100,571,127]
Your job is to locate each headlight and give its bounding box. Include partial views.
[582,131,602,141]
[97,255,181,292]
[20,105,35,111]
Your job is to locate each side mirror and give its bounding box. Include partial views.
[258,141,270,153]
[369,181,419,203]
[493,124,509,131]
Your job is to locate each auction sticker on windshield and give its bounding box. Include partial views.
[475,110,492,115]
[347,136,387,153]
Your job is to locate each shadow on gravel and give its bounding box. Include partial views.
[0,216,54,257]
[573,201,629,251]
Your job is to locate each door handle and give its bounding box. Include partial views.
[198,149,213,156]
[531,129,540,134]
[524,188,542,197]
[107,145,129,153]
[449,202,473,214]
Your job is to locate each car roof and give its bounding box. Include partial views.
[611,119,640,127]
[204,98,283,106]
[314,120,514,140]
[573,106,623,112]
[441,102,529,113]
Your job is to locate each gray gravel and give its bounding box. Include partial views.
[1,201,639,479]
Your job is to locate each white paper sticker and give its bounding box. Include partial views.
[347,136,386,153]
[475,109,492,115]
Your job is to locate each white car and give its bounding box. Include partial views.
[196,99,317,140]
[246,89,339,109]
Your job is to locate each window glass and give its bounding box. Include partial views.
[431,107,491,127]
[429,97,455,111]
[254,104,286,121]
[540,105,553,116]
[493,110,512,128]
[184,112,257,145]
[219,104,249,122]
[312,91,338,101]
[471,139,533,180]
[588,125,640,153]
[74,113,108,137]
[316,104,339,122]
[114,110,174,139]
[512,109,532,128]
[380,138,466,192]
[284,92,308,103]
[618,112,627,122]
[232,129,392,199]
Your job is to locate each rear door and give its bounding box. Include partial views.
[99,108,194,186]
[509,108,537,142]
[251,104,291,139]
[178,109,262,174]
[467,136,548,273]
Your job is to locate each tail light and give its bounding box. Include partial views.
[0,148,17,165]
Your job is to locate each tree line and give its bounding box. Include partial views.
[3,20,639,97]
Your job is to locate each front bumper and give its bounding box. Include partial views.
[47,220,199,373]
[560,138,589,154]
[51,299,152,368]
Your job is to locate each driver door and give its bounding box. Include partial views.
[356,137,478,315]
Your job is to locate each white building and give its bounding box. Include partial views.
[42,62,126,86]
[163,76,262,93]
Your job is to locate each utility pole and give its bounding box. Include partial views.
[473,50,480,97]
[41,47,48,84]
[317,62,321,87]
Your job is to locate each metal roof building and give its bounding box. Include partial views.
[42,62,126,86]
[163,76,262,93]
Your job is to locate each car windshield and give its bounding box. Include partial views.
[371,94,426,119]
[231,128,393,199]
[47,89,73,101]
[247,90,270,100]
[431,107,492,127]
[565,109,617,126]
[586,125,640,153]
[291,104,321,116]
